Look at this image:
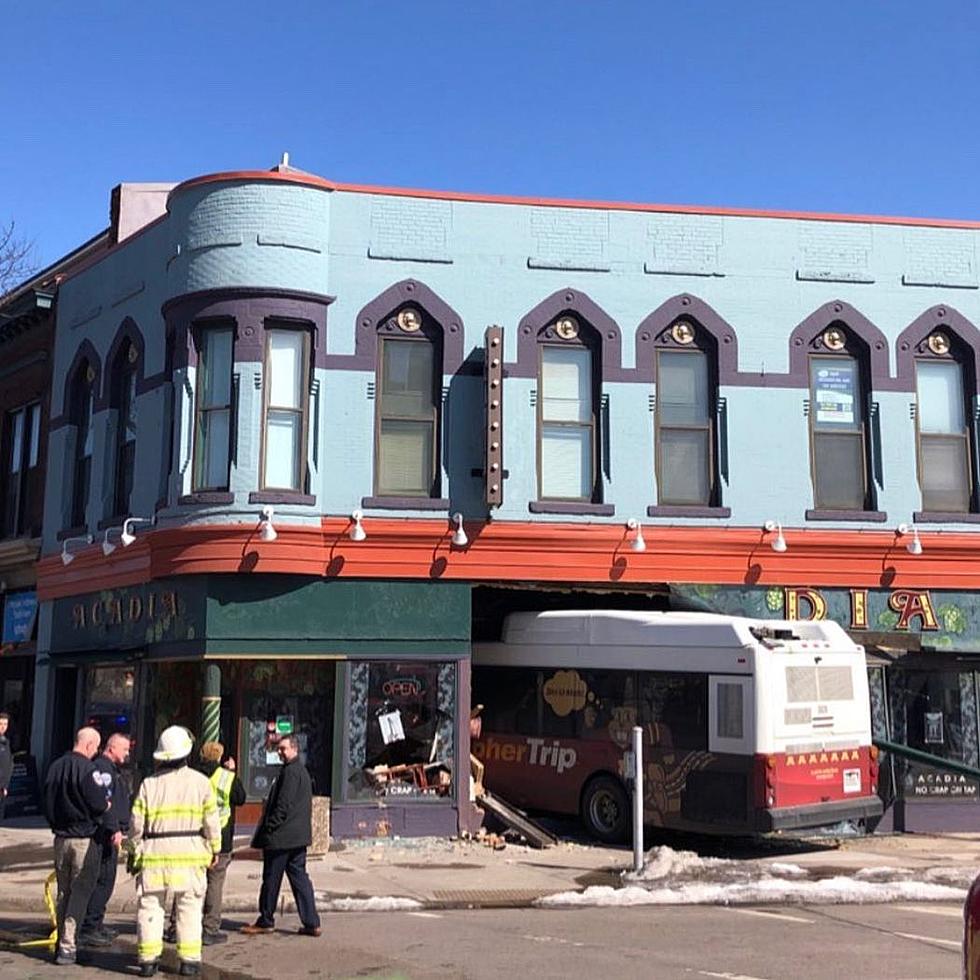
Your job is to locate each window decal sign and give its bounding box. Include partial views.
[542,670,588,717]
[814,365,856,424]
[2,591,37,645]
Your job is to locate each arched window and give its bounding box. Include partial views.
[654,319,718,506]
[807,322,875,511]
[536,314,601,502]
[69,361,96,528]
[913,328,976,513]
[374,306,442,497]
[110,339,139,516]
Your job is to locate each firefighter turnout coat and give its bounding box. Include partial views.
[129,763,221,891]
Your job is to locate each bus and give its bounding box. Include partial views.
[472,610,882,841]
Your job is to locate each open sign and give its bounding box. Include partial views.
[382,677,425,699]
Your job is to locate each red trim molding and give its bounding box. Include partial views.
[35,519,980,601]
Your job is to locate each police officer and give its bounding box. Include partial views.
[79,733,132,947]
[128,727,220,978]
[42,726,110,967]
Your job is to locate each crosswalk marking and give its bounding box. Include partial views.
[895,905,962,919]
[893,932,961,949]
[726,907,813,924]
[406,911,443,919]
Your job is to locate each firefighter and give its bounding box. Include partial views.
[128,726,221,978]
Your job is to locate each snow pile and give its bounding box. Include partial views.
[319,895,423,912]
[536,845,971,908]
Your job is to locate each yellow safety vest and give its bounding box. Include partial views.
[209,767,234,830]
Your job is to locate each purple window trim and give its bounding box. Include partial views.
[895,305,980,395]
[52,341,102,428]
[511,288,623,380]
[646,505,731,519]
[351,280,466,375]
[178,492,235,506]
[98,317,147,409]
[786,300,893,390]
[162,288,334,370]
[249,491,317,506]
[913,511,980,524]
[528,501,615,516]
[361,496,451,511]
[804,509,888,522]
[56,524,89,542]
[634,295,738,385]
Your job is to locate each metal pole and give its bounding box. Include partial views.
[201,663,221,745]
[632,725,643,873]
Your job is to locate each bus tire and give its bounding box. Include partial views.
[580,775,629,844]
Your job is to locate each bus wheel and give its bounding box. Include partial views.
[581,775,628,844]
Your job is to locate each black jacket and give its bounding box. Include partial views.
[0,736,12,793]
[199,760,246,853]
[91,755,132,838]
[42,751,110,838]
[252,757,312,851]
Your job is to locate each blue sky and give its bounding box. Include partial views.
[3,2,978,267]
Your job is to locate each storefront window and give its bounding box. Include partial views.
[346,661,456,802]
[83,666,137,738]
[236,660,335,801]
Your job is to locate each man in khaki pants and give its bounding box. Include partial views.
[42,727,110,966]
[129,727,220,977]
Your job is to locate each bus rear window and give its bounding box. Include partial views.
[785,665,854,703]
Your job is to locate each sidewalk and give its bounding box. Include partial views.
[3,817,980,914]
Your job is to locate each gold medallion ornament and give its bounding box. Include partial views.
[397,308,422,333]
[823,327,846,351]
[554,316,579,340]
[928,331,951,355]
[86,365,96,383]
[671,320,696,345]
[127,344,139,364]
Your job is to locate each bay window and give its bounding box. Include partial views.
[2,402,41,537]
[192,326,234,492]
[261,328,311,491]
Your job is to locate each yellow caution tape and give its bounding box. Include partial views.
[15,871,58,949]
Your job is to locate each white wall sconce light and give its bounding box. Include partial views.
[626,518,646,553]
[451,513,469,548]
[764,520,787,553]
[121,517,154,547]
[897,522,923,556]
[349,510,367,542]
[61,534,93,566]
[258,506,278,542]
[102,528,119,557]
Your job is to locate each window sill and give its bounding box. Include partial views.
[804,509,888,522]
[646,505,731,519]
[913,511,980,524]
[57,525,89,542]
[97,517,129,531]
[178,492,235,506]
[529,501,615,516]
[361,496,451,511]
[249,491,316,506]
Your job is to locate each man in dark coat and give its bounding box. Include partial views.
[240,734,321,937]
[79,733,132,947]
[0,713,13,820]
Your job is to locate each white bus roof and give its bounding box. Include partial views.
[497,610,861,651]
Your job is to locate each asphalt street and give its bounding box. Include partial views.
[0,902,965,980]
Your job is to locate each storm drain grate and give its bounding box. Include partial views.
[428,888,565,907]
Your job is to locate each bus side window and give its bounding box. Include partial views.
[578,670,637,741]
[474,667,542,737]
[639,672,708,751]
